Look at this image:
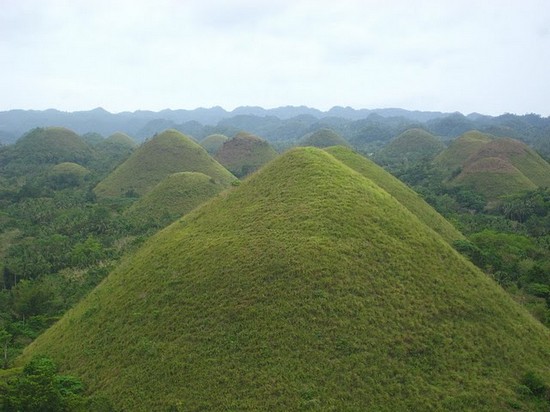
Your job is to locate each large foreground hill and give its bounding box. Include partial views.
[21,148,550,410]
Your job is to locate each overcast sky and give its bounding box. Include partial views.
[1,0,549,115]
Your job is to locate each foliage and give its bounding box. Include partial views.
[0,355,112,411]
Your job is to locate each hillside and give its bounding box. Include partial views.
[453,157,537,201]
[215,132,278,177]
[450,137,550,201]
[324,146,464,244]
[124,172,225,228]
[0,127,93,176]
[463,137,550,188]
[378,128,444,164]
[200,133,229,155]
[434,130,493,171]
[93,129,235,197]
[104,132,137,148]
[299,127,350,148]
[21,147,550,411]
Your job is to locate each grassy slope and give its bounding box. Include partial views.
[434,130,493,171]
[124,172,226,225]
[3,127,93,168]
[21,148,550,411]
[201,134,229,155]
[450,138,550,200]
[454,157,537,201]
[324,146,464,244]
[94,129,235,197]
[300,128,350,148]
[105,132,137,148]
[486,138,550,188]
[50,162,90,177]
[215,132,278,177]
[379,128,444,163]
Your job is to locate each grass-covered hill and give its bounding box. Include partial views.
[104,132,137,148]
[324,146,464,244]
[93,129,236,198]
[377,128,444,165]
[0,127,94,176]
[450,137,550,201]
[434,130,493,171]
[299,127,350,148]
[124,171,226,228]
[21,147,550,411]
[200,133,229,155]
[215,131,278,178]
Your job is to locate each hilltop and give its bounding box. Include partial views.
[201,133,229,155]
[299,127,350,148]
[449,137,550,201]
[124,172,226,228]
[0,127,93,176]
[377,128,444,165]
[434,130,493,171]
[22,147,550,411]
[215,132,278,177]
[93,129,235,197]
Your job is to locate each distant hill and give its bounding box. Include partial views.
[377,128,444,165]
[22,147,550,411]
[0,127,93,176]
[47,162,90,188]
[94,129,235,198]
[215,132,278,178]
[324,146,464,244]
[434,130,494,171]
[124,171,225,228]
[200,134,229,155]
[449,137,550,201]
[92,132,138,175]
[299,127,350,148]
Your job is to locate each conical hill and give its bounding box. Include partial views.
[434,130,493,171]
[215,132,278,178]
[299,127,350,148]
[124,171,226,228]
[94,129,236,197]
[378,128,444,164]
[0,127,93,175]
[201,133,229,155]
[324,146,464,244]
[449,137,550,201]
[21,148,550,411]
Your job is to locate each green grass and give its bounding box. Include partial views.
[378,128,444,164]
[324,146,464,244]
[299,128,350,148]
[20,147,550,411]
[449,137,550,201]
[434,130,493,171]
[104,132,137,148]
[215,132,278,178]
[0,127,94,175]
[49,162,90,178]
[124,172,226,227]
[201,134,229,155]
[94,129,236,197]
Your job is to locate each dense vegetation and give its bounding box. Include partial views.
[20,148,550,411]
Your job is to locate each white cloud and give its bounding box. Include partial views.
[1,0,549,115]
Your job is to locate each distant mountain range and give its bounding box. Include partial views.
[1,106,548,159]
[0,106,458,141]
